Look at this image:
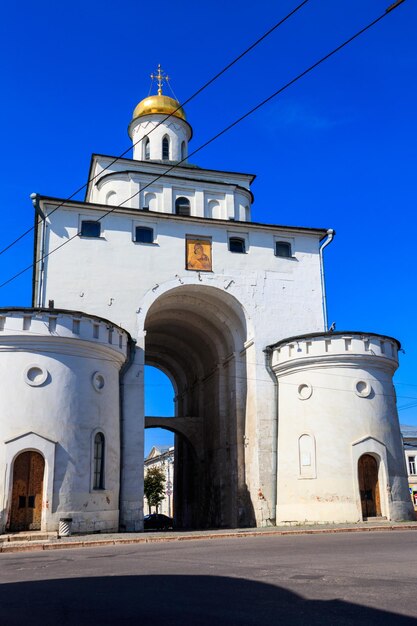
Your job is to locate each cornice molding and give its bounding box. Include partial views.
[273,353,398,377]
[0,336,127,366]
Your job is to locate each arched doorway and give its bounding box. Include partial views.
[144,284,253,529]
[358,454,381,519]
[9,451,45,532]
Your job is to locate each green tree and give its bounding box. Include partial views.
[144,466,166,514]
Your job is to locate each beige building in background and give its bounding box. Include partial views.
[144,446,174,517]
[401,425,417,511]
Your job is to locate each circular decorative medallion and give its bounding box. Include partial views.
[24,365,48,387]
[354,379,372,398]
[297,383,313,400]
[92,371,105,392]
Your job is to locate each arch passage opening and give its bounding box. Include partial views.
[144,285,253,529]
[358,454,382,518]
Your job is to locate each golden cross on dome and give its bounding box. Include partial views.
[150,64,169,96]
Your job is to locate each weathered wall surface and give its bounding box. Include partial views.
[272,332,415,523]
[0,310,129,534]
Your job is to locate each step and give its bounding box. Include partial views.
[0,531,58,543]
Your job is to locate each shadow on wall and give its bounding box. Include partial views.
[0,574,415,626]
[51,444,74,513]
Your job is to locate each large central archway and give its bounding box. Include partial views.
[144,284,253,529]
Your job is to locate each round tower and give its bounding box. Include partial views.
[268,331,414,524]
[0,309,131,534]
[128,65,192,163]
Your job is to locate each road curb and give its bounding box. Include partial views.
[1,523,417,553]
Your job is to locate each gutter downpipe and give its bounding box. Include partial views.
[264,345,278,525]
[30,193,46,308]
[319,229,335,331]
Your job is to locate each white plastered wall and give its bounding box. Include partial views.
[273,334,415,524]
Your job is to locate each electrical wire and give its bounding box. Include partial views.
[0,0,310,260]
[0,2,406,291]
[1,323,417,405]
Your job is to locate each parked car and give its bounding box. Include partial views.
[144,513,173,530]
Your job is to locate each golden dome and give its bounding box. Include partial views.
[132,95,186,122]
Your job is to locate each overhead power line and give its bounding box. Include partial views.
[0,0,407,291]
[0,0,310,260]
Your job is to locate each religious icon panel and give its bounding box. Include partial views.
[186,238,212,272]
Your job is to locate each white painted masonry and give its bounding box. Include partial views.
[271,332,413,523]
[0,83,413,534]
[0,310,130,534]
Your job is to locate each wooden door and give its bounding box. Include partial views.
[9,451,44,532]
[358,454,381,518]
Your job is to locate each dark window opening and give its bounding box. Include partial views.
[181,141,186,161]
[275,241,292,258]
[162,136,170,160]
[144,137,150,160]
[175,197,190,217]
[80,221,101,238]
[18,496,26,509]
[28,495,35,508]
[135,226,154,244]
[229,237,246,254]
[93,432,105,490]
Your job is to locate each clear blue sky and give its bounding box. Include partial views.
[1,0,417,453]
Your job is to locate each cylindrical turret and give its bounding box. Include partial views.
[0,309,130,534]
[269,331,414,523]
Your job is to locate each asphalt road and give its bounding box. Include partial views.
[0,530,416,625]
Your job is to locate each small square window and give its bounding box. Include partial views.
[275,241,292,258]
[135,226,154,244]
[229,237,245,254]
[80,220,101,238]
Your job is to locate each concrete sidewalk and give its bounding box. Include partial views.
[1,519,417,553]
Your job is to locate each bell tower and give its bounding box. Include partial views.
[128,65,193,163]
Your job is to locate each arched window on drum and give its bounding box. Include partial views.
[93,432,105,490]
[144,136,150,160]
[162,135,170,160]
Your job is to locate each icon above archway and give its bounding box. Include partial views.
[186,238,212,272]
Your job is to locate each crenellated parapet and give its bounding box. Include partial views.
[0,308,130,362]
[270,331,399,374]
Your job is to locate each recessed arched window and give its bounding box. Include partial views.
[299,433,316,478]
[144,136,150,160]
[162,136,170,160]
[80,220,101,238]
[181,141,186,161]
[275,241,292,258]
[175,197,191,216]
[229,237,245,253]
[135,226,154,244]
[208,199,221,219]
[143,192,157,212]
[93,432,105,489]
[105,190,117,205]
